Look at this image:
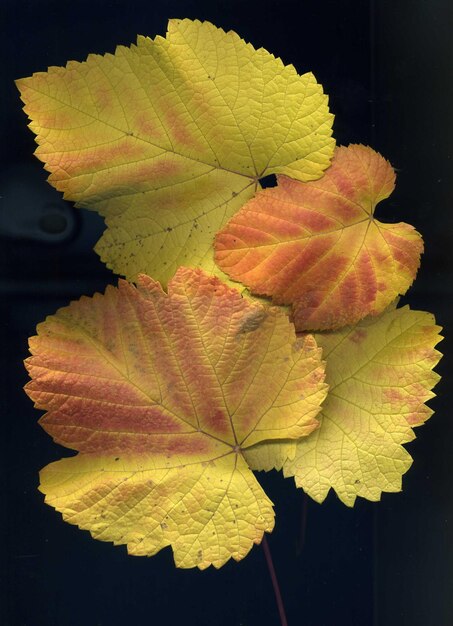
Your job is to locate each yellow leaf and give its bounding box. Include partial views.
[16,19,334,283]
[25,268,327,567]
[244,305,442,506]
[40,451,273,569]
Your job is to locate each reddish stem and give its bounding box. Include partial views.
[262,535,288,626]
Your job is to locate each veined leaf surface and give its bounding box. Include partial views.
[24,268,327,568]
[244,305,442,506]
[216,145,423,330]
[16,19,334,284]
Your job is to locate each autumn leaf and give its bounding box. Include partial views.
[244,305,442,506]
[215,144,423,330]
[16,18,334,284]
[24,268,327,568]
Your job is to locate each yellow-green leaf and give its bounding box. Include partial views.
[244,305,442,506]
[16,19,334,283]
[24,268,327,568]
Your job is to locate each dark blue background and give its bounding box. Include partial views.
[2,1,452,625]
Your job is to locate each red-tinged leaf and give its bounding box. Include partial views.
[24,268,327,568]
[16,18,334,284]
[215,144,423,330]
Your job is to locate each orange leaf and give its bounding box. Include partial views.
[215,145,423,330]
[24,268,327,568]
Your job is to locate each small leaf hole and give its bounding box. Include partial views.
[258,174,277,189]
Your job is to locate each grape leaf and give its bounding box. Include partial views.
[24,268,327,568]
[215,144,423,330]
[16,18,334,284]
[244,305,442,506]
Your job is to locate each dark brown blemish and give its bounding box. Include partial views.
[236,310,267,336]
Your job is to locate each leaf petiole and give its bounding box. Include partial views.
[262,534,288,626]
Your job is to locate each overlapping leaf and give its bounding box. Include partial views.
[216,144,424,330]
[244,305,442,506]
[16,18,334,284]
[24,268,327,568]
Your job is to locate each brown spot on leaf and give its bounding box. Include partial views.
[236,310,267,336]
[350,329,367,344]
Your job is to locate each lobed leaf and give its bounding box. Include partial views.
[215,145,424,330]
[24,268,327,568]
[16,19,334,284]
[244,305,443,506]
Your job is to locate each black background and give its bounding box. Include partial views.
[2,1,452,625]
